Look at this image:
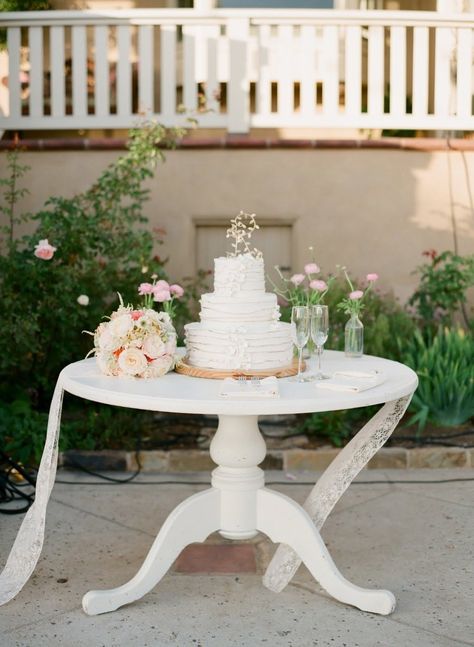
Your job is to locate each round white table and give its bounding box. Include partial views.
[0,351,417,618]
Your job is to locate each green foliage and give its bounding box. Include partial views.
[299,406,378,448]
[409,250,474,329]
[402,328,474,435]
[0,124,193,412]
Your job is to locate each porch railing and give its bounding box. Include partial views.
[0,9,473,133]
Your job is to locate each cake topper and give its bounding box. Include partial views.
[226,211,262,258]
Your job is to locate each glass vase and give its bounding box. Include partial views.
[345,314,363,358]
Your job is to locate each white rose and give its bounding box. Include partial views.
[77,294,89,306]
[118,348,148,376]
[97,324,117,351]
[96,352,118,376]
[148,354,173,378]
[109,314,134,339]
[142,335,165,359]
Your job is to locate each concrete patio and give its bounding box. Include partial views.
[1,468,473,647]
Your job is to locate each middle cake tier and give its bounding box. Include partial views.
[199,292,280,323]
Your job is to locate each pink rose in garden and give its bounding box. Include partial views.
[138,282,154,296]
[349,290,364,300]
[290,273,305,286]
[366,273,379,282]
[169,284,184,298]
[310,279,327,292]
[304,263,320,275]
[153,288,171,303]
[34,239,56,260]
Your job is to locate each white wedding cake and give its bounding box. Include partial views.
[184,252,293,370]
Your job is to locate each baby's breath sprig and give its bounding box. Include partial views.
[225,211,262,258]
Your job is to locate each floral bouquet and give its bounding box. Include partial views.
[90,298,177,378]
[271,247,334,306]
[336,268,379,316]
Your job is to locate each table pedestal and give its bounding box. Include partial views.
[82,414,395,617]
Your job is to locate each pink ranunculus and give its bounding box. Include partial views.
[310,279,327,292]
[131,310,144,321]
[34,239,56,260]
[169,284,184,298]
[304,262,320,275]
[349,290,364,300]
[366,273,379,282]
[138,282,154,296]
[153,288,171,303]
[290,273,305,286]
[154,279,170,291]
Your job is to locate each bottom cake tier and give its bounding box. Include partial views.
[184,321,294,370]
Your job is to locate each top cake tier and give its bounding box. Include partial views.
[214,253,265,295]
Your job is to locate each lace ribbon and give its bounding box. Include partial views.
[0,378,64,606]
[263,394,413,593]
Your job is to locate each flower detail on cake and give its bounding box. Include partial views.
[226,211,262,259]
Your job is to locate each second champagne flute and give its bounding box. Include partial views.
[291,305,310,382]
[311,304,330,380]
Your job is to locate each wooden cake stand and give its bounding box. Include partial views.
[175,357,305,380]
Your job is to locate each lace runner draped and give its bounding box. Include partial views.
[0,379,64,606]
[263,395,412,593]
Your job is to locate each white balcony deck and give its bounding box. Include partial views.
[0,8,473,133]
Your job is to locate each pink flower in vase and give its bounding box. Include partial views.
[153,288,171,303]
[349,290,364,300]
[138,282,154,295]
[34,239,56,260]
[310,279,327,292]
[366,273,379,282]
[170,284,184,298]
[304,263,320,275]
[290,274,305,286]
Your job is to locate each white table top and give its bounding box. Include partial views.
[59,351,418,416]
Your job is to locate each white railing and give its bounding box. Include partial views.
[0,9,473,133]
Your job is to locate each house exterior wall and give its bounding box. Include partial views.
[4,145,474,302]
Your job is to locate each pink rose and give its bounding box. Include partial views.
[138,282,154,296]
[131,310,144,321]
[170,284,184,298]
[304,263,320,275]
[290,273,305,286]
[310,279,327,292]
[34,239,56,260]
[349,290,364,300]
[366,273,379,282]
[153,288,171,303]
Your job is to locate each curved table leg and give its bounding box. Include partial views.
[82,487,220,616]
[257,489,395,615]
[263,395,412,597]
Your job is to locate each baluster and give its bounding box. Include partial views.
[72,25,87,117]
[299,25,315,119]
[323,25,339,117]
[228,17,250,133]
[367,25,384,116]
[456,27,472,118]
[344,25,361,118]
[94,25,109,117]
[277,24,293,118]
[160,24,176,120]
[412,26,429,117]
[50,25,65,118]
[7,27,21,120]
[389,25,406,117]
[183,24,198,111]
[117,24,131,117]
[138,24,153,116]
[257,24,271,117]
[29,26,43,118]
[434,26,453,118]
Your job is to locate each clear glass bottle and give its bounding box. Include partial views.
[345,314,364,358]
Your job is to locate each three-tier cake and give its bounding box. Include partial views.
[184,252,293,371]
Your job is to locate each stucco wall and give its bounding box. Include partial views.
[2,146,474,303]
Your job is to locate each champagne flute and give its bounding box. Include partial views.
[291,306,310,382]
[310,305,330,380]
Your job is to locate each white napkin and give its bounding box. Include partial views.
[219,376,280,399]
[316,370,386,393]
